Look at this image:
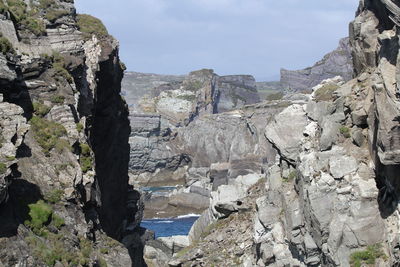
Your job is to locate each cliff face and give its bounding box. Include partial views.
[0,1,139,266]
[164,1,400,267]
[126,69,262,187]
[280,38,354,92]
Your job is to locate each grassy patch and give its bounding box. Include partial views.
[77,14,108,40]
[99,247,109,254]
[0,163,7,175]
[38,0,55,9]
[314,83,339,102]
[25,200,53,234]
[26,232,79,266]
[79,143,93,173]
[5,155,15,161]
[54,139,71,154]
[200,217,234,239]
[44,189,63,204]
[97,257,108,267]
[0,33,15,55]
[51,52,73,83]
[45,9,69,22]
[350,244,386,267]
[6,0,46,36]
[339,126,351,138]
[50,95,65,104]
[30,116,68,156]
[76,122,84,133]
[32,102,51,117]
[103,235,120,248]
[51,213,65,229]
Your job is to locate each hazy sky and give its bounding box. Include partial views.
[75,0,359,81]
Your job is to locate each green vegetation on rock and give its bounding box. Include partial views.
[25,200,53,233]
[5,0,46,36]
[98,257,108,267]
[51,213,65,229]
[79,143,93,173]
[76,122,84,133]
[76,14,108,40]
[26,232,86,267]
[340,126,351,138]
[50,95,65,104]
[37,0,69,22]
[44,189,64,204]
[0,162,7,175]
[0,33,15,55]
[50,51,73,83]
[32,102,51,117]
[314,83,339,102]
[5,155,15,161]
[30,116,68,156]
[55,139,71,153]
[350,244,386,267]
[45,9,69,23]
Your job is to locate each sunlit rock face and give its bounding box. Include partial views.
[280,37,353,92]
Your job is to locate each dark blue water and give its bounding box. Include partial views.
[141,215,199,238]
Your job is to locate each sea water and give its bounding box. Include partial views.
[140,186,200,238]
[141,214,200,238]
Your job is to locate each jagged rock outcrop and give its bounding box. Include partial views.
[121,71,185,113]
[127,72,266,185]
[0,1,143,266]
[280,37,354,92]
[166,1,400,265]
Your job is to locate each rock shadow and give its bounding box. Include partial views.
[0,179,42,237]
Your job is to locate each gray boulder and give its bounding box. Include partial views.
[265,104,308,163]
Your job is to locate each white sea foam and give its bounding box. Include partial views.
[154,220,174,224]
[174,213,201,219]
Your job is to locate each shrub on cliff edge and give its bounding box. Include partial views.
[76,14,108,40]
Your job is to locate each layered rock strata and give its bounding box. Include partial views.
[0,1,143,266]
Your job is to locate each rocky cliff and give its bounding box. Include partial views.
[0,1,143,266]
[280,37,354,92]
[147,1,400,266]
[126,69,262,186]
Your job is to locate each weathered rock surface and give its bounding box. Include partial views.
[121,72,185,113]
[265,104,308,163]
[281,38,353,92]
[0,2,143,266]
[166,2,400,264]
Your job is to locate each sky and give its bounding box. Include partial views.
[75,0,359,81]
